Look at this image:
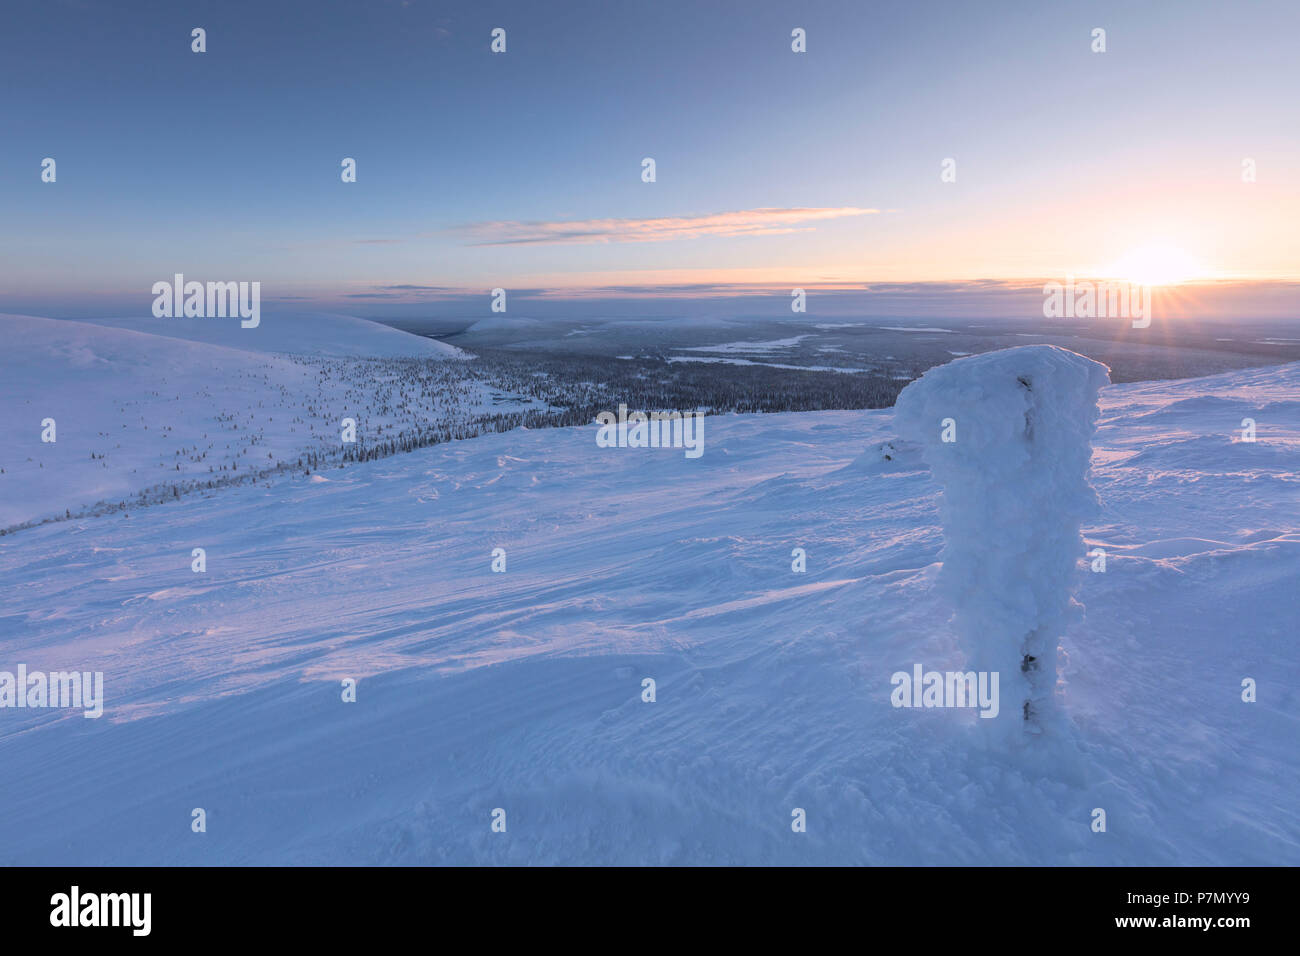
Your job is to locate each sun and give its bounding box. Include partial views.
[1105,244,1204,287]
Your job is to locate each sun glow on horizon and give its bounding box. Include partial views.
[1103,243,1207,287]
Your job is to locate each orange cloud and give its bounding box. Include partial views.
[454,207,879,245]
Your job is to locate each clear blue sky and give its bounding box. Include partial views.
[1,0,1296,318]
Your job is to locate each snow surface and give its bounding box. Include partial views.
[666,356,873,373]
[876,326,956,334]
[0,347,1296,864]
[82,311,466,359]
[0,314,513,529]
[675,336,812,354]
[894,346,1112,737]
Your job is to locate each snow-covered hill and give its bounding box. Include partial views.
[82,311,467,359]
[0,315,506,529]
[0,358,1295,865]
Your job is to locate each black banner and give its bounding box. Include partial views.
[1,866,1284,942]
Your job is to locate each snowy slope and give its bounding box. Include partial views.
[83,311,466,359]
[0,315,497,529]
[0,362,1295,865]
[0,314,317,528]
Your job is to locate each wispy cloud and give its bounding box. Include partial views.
[451,207,879,246]
[343,283,460,299]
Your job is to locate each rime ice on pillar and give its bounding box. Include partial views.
[893,346,1111,736]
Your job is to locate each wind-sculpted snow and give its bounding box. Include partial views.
[893,346,1111,737]
[0,361,1295,864]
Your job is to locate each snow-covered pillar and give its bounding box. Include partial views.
[893,346,1110,737]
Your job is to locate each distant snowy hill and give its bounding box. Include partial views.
[0,314,315,528]
[81,311,467,359]
[0,314,496,529]
[0,356,1295,864]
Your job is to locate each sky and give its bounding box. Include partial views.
[1,0,1297,319]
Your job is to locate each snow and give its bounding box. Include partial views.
[82,311,466,359]
[0,335,1296,864]
[893,346,1112,738]
[666,355,872,373]
[0,314,314,528]
[0,314,504,529]
[675,335,811,354]
[463,316,548,334]
[876,326,956,333]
